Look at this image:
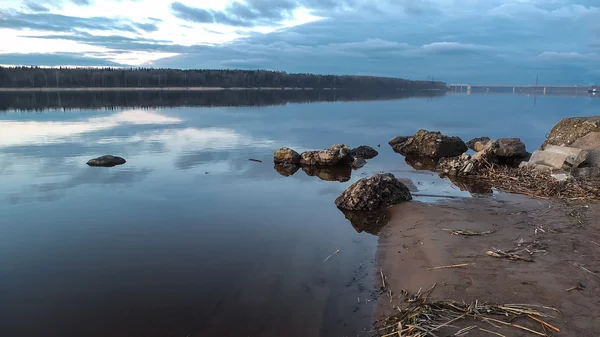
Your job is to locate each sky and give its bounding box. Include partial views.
[0,0,598,84]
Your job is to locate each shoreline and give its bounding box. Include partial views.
[374,193,600,336]
[0,87,318,92]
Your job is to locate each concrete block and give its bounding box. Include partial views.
[528,146,588,170]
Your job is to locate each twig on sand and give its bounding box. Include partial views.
[486,249,534,262]
[380,269,386,289]
[566,284,585,292]
[528,315,560,332]
[376,285,558,337]
[478,327,506,337]
[443,229,496,236]
[592,241,600,247]
[570,262,600,278]
[323,249,340,262]
[428,263,470,270]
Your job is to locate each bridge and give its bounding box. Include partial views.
[449,84,596,95]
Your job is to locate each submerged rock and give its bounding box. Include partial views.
[335,173,412,211]
[389,129,467,158]
[351,157,367,169]
[466,137,491,152]
[300,144,352,166]
[274,147,301,164]
[302,165,351,182]
[351,145,379,159]
[542,116,600,149]
[86,155,126,167]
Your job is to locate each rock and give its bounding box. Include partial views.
[496,138,527,158]
[334,173,412,211]
[527,145,588,170]
[274,147,301,164]
[472,140,499,162]
[350,145,379,159]
[351,157,367,169]
[551,172,571,182]
[571,132,600,167]
[542,116,600,149]
[389,136,408,147]
[86,155,126,167]
[389,129,467,158]
[300,144,352,166]
[274,163,300,176]
[466,137,491,152]
[302,165,351,182]
[572,167,600,179]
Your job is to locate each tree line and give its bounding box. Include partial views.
[0,89,446,112]
[0,67,447,90]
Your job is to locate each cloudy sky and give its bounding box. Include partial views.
[0,0,598,83]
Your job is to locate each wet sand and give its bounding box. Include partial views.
[375,194,600,336]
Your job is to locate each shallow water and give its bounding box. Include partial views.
[0,91,598,337]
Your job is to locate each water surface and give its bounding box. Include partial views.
[0,91,598,337]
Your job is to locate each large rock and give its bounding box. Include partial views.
[571,132,600,167]
[300,144,352,166]
[466,137,491,152]
[87,155,126,167]
[351,145,379,159]
[273,147,301,164]
[496,138,527,158]
[542,116,600,149]
[389,129,467,158]
[335,173,412,211]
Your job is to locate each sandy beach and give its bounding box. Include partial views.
[375,194,600,336]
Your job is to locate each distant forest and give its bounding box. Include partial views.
[0,67,447,90]
[0,89,446,112]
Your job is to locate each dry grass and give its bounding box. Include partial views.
[468,165,600,200]
[375,284,559,337]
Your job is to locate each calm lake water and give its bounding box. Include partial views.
[0,91,598,337]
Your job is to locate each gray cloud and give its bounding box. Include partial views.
[23,1,50,12]
[134,22,160,32]
[0,11,140,33]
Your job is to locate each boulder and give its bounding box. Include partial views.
[274,163,300,176]
[274,147,301,164]
[300,144,352,166]
[302,165,351,182]
[389,136,408,147]
[571,132,600,167]
[466,137,491,152]
[86,155,126,167]
[542,116,600,149]
[334,173,412,211]
[496,138,527,158]
[389,129,467,158]
[351,145,379,159]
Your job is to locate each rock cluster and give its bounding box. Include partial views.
[334,173,412,211]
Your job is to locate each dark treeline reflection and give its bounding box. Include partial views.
[0,89,446,111]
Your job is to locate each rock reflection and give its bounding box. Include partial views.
[301,165,352,182]
[404,155,439,171]
[445,176,493,195]
[274,163,300,176]
[339,208,392,235]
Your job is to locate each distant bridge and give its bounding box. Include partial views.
[449,84,596,95]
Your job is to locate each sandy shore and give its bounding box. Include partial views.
[375,193,600,336]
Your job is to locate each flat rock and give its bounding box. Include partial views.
[274,147,301,164]
[350,145,379,159]
[300,144,352,166]
[389,129,467,158]
[527,145,588,170]
[542,116,600,149]
[571,132,600,167]
[86,155,126,167]
[335,173,412,211]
